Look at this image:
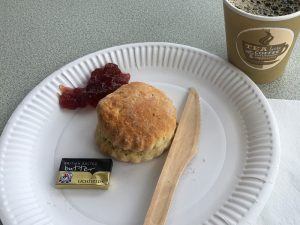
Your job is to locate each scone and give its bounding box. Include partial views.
[96,82,176,163]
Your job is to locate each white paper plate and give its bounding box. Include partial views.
[0,43,280,225]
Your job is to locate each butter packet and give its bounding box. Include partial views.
[55,158,113,189]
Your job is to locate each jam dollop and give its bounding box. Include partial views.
[59,63,130,109]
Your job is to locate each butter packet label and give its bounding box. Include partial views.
[55,158,113,189]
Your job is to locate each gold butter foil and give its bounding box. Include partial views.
[55,171,111,189]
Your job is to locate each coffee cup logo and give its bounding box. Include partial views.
[236,28,294,70]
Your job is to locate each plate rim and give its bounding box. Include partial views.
[0,42,280,225]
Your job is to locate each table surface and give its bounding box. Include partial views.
[0,1,299,224]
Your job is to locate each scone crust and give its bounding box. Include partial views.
[96,125,171,163]
[96,82,176,152]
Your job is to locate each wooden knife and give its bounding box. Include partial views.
[143,88,201,225]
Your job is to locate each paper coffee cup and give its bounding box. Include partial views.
[223,0,300,83]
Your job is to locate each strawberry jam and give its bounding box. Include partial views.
[59,63,130,109]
